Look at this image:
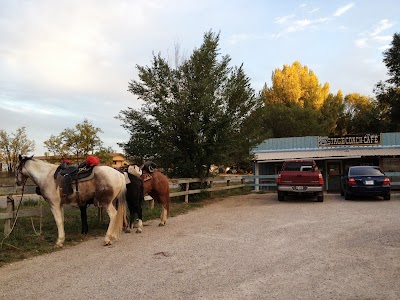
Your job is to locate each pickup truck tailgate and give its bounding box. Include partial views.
[279,171,321,185]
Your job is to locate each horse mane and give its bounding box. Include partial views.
[19,154,34,162]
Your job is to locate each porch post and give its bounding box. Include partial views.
[254,162,260,192]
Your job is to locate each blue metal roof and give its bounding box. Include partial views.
[253,132,400,152]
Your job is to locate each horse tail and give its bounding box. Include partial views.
[113,178,127,239]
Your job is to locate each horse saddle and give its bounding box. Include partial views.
[141,173,152,182]
[141,161,156,182]
[54,162,95,196]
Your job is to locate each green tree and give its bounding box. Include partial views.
[44,119,103,161]
[0,127,35,174]
[117,31,261,178]
[338,93,383,134]
[384,33,400,86]
[374,32,400,131]
[95,146,115,166]
[260,103,325,138]
[43,134,66,157]
[320,91,345,135]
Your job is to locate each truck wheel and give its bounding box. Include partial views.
[344,191,351,200]
[278,191,284,201]
[317,192,324,202]
[383,193,391,200]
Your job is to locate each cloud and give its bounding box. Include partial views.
[354,38,368,48]
[370,19,393,36]
[272,3,332,37]
[272,2,355,37]
[274,14,295,24]
[354,19,394,49]
[333,3,355,17]
[282,17,329,34]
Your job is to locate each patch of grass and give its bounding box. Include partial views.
[0,187,252,267]
[20,198,41,207]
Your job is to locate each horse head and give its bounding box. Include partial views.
[15,154,34,186]
[128,164,142,177]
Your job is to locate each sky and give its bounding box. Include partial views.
[1,0,399,156]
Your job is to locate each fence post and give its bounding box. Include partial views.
[184,180,190,203]
[149,197,154,209]
[98,207,103,222]
[4,196,15,236]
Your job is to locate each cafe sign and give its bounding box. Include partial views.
[318,133,381,147]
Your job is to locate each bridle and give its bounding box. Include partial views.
[15,155,33,186]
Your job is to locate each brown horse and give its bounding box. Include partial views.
[141,161,170,226]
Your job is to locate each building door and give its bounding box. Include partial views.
[326,161,342,191]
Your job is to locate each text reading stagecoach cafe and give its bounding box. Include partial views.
[252,132,400,192]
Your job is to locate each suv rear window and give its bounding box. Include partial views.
[349,166,384,176]
[284,161,314,171]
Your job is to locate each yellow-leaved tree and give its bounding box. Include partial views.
[262,61,330,109]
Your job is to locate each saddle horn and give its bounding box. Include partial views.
[142,161,156,173]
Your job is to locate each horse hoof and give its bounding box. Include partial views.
[103,240,113,246]
[158,223,165,227]
[55,239,64,248]
[136,228,142,233]
[124,227,132,233]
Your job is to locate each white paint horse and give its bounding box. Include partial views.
[16,155,127,247]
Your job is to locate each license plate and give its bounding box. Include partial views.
[365,180,374,185]
[294,186,304,190]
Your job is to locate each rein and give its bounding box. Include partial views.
[0,178,27,246]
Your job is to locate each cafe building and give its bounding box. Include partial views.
[252,132,400,192]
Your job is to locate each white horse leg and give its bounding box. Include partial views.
[50,204,65,248]
[136,219,143,233]
[124,218,138,233]
[61,206,64,223]
[159,207,167,226]
[104,203,118,245]
[133,219,139,228]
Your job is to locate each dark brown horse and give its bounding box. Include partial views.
[141,161,170,226]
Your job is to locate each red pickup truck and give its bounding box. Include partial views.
[276,159,324,202]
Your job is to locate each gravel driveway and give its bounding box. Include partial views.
[1,193,399,300]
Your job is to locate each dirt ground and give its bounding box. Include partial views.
[0,193,399,300]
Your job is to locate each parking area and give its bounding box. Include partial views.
[0,192,400,299]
